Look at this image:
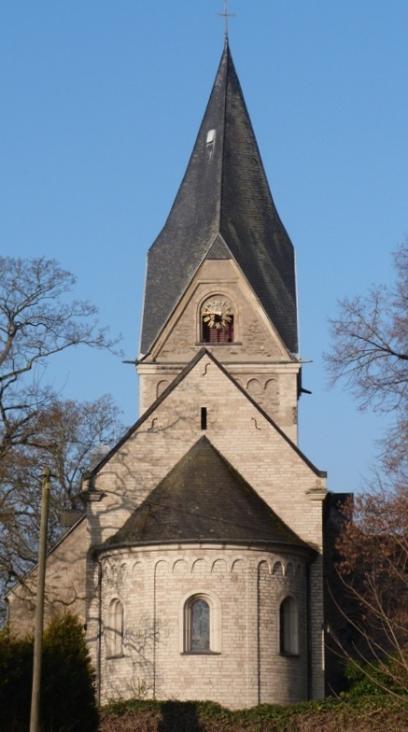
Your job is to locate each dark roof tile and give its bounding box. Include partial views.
[100,436,311,552]
[141,42,298,355]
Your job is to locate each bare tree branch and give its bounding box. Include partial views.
[0,257,123,619]
[326,241,408,693]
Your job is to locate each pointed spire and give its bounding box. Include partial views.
[141,45,298,355]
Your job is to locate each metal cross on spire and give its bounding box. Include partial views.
[218,0,236,41]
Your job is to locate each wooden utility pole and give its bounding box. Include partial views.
[29,468,51,732]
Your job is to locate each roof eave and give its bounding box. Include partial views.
[94,537,317,559]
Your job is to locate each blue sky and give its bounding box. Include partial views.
[1,1,407,494]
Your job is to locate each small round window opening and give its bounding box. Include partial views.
[201,297,234,344]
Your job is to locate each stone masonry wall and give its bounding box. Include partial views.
[86,352,326,700]
[98,545,309,709]
[91,354,325,548]
[138,258,300,441]
[7,517,88,636]
[150,259,288,365]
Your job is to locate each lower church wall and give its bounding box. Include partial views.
[6,517,88,637]
[95,544,312,709]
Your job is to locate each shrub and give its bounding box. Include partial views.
[0,613,98,731]
[0,629,32,731]
[99,695,408,732]
[345,658,408,700]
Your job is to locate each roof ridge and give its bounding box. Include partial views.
[203,350,327,478]
[87,348,325,481]
[87,349,210,478]
[217,42,229,232]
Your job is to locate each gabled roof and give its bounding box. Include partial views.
[99,436,311,553]
[87,349,326,480]
[141,41,298,356]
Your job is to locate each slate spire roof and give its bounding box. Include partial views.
[101,437,311,551]
[141,40,298,356]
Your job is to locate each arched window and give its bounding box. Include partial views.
[106,598,124,658]
[200,297,234,344]
[184,595,210,653]
[279,596,298,656]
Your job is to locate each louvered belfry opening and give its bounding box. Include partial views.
[202,315,234,343]
[201,295,234,344]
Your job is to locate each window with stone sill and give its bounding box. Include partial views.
[184,594,218,654]
[181,591,221,654]
[279,595,299,656]
[106,598,124,658]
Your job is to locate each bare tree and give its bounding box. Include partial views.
[1,395,123,583]
[0,257,122,603]
[326,240,408,693]
[326,240,407,475]
[326,242,407,409]
[330,488,408,696]
[0,257,119,462]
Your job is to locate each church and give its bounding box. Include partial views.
[7,40,338,708]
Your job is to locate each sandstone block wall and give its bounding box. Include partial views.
[138,258,300,440]
[7,517,88,636]
[97,545,310,709]
[86,352,326,700]
[91,354,325,547]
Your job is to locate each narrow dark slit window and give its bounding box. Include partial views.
[201,407,207,430]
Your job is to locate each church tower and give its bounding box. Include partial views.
[138,41,300,442]
[6,41,329,710]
